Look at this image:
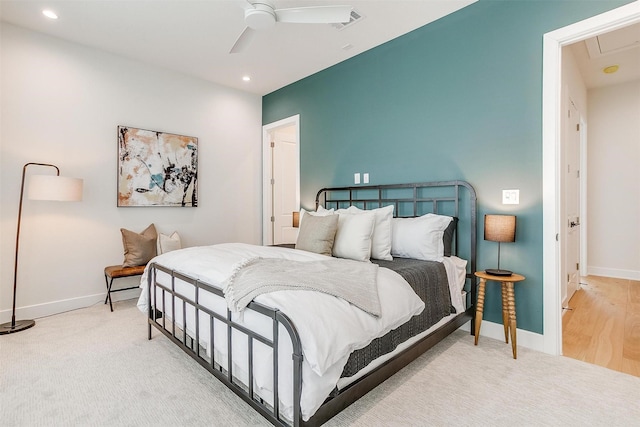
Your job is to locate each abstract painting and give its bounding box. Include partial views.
[118,126,198,207]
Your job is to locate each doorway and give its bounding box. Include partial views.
[542,1,640,356]
[262,115,300,245]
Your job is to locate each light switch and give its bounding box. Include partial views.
[503,189,520,205]
[363,173,369,184]
[354,173,360,184]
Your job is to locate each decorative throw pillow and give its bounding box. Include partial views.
[157,231,182,254]
[443,216,458,257]
[295,214,339,256]
[299,206,334,227]
[391,214,453,261]
[121,223,157,267]
[332,211,376,262]
[345,205,394,260]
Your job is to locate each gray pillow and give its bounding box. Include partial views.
[295,214,338,256]
[443,217,458,257]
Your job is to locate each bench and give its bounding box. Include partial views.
[104,264,146,311]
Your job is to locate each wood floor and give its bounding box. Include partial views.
[562,275,640,377]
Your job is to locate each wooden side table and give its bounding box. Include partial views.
[474,271,526,359]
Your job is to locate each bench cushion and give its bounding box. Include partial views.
[104,264,146,279]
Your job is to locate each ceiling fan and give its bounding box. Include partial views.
[230,1,352,54]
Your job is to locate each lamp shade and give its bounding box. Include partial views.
[28,175,83,202]
[484,214,516,243]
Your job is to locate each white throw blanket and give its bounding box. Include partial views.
[224,257,380,316]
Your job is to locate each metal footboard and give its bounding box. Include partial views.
[146,263,304,426]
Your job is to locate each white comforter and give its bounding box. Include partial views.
[137,243,427,420]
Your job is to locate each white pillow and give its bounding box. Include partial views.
[391,214,453,261]
[332,211,376,262]
[345,205,394,260]
[157,231,182,254]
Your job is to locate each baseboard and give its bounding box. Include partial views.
[0,288,141,323]
[458,320,545,352]
[587,266,640,281]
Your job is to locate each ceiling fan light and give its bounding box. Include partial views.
[245,6,276,30]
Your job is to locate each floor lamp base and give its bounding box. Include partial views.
[0,319,35,335]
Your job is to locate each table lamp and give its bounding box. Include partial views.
[484,214,516,276]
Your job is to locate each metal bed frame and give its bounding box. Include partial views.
[146,180,477,427]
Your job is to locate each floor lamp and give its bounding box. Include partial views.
[0,163,83,335]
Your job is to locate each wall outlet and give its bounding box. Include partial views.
[354,173,360,184]
[363,173,369,184]
[503,189,520,204]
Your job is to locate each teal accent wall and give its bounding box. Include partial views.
[262,0,633,334]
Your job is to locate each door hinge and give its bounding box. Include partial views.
[576,262,579,270]
[270,216,275,222]
[576,123,580,131]
[567,274,570,282]
[270,141,275,148]
[270,178,275,185]
[577,170,580,178]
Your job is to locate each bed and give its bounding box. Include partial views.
[138,180,477,426]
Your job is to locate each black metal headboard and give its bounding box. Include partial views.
[315,181,477,306]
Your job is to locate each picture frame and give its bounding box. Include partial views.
[117,125,198,207]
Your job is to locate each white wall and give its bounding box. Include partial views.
[587,79,640,280]
[0,24,263,321]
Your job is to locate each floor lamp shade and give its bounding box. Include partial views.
[0,163,83,335]
[484,214,516,276]
[28,175,83,202]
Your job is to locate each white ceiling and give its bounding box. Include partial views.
[569,21,640,89]
[0,0,477,95]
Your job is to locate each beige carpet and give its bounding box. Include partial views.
[1,299,639,426]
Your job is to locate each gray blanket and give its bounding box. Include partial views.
[223,257,381,316]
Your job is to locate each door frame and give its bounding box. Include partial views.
[542,1,640,355]
[262,114,300,245]
[579,115,588,279]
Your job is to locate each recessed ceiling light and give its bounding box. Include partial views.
[242,76,251,82]
[42,10,58,19]
[603,65,619,74]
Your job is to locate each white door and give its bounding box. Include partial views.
[262,115,300,246]
[564,99,581,305]
[272,128,298,244]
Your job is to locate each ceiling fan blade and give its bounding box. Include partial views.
[275,5,352,24]
[229,27,255,54]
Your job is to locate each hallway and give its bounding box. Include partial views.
[563,275,640,377]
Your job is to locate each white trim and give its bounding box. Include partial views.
[542,1,640,356]
[0,288,140,323]
[459,320,544,353]
[587,266,640,281]
[579,116,588,278]
[262,115,300,245]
